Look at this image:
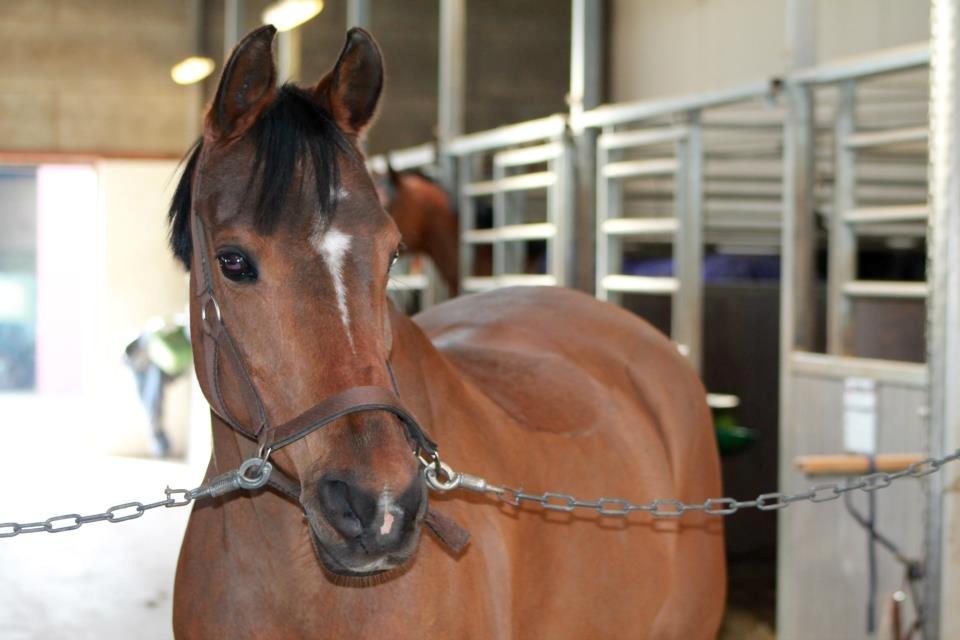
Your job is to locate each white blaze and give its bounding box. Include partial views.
[310,225,355,350]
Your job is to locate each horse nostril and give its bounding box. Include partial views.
[318,478,377,538]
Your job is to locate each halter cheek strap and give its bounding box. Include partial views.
[189,212,438,466]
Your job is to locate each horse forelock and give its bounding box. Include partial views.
[168,84,356,270]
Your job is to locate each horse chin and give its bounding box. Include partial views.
[307,522,421,579]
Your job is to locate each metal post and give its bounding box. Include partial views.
[926,2,960,636]
[827,81,856,355]
[223,0,243,58]
[569,0,604,292]
[437,0,466,192]
[186,0,206,143]
[492,162,507,280]
[777,81,816,638]
[346,0,370,29]
[277,28,302,83]
[457,154,476,290]
[785,0,815,70]
[594,128,616,302]
[438,0,466,145]
[673,111,704,372]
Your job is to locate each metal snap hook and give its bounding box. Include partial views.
[424,460,461,492]
[255,445,273,476]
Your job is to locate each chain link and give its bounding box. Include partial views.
[0,456,273,539]
[424,448,960,519]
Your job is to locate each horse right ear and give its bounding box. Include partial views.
[206,25,278,140]
[313,28,384,136]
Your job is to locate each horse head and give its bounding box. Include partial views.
[169,26,427,577]
[375,166,460,295]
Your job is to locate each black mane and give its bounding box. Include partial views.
[168,84,350,269]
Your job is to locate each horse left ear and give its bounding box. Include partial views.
[314,28,384,136]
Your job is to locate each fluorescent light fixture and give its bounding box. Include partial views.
[170,56,216,85]
[262,0,324,32]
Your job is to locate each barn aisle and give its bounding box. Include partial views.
[0,398,203,640]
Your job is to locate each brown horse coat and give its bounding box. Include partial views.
[175,288,724,638]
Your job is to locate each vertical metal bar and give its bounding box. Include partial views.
[492,160,507,279]
[186,0,206,143]
[568,0,603,125]
[277,28,302,83]
[457,154,475,290]
[785,0,816,70]
[777,81,816,640]
[569,0,604,292]
[346,0,371,29]
[673,110,704,372]
[828,81,857,355]
[548,137,575,287]
[438,0,466,144]
[223,0,244,58]
[437,0,466,194]
[596,127,622,304]
[560,136,576,287]
[926,2,960,636]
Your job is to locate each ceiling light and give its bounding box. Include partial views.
[262,0,324,32]
[170,56,216,85]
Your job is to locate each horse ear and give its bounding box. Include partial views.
[207,25,278,140]
[314,28,383,136]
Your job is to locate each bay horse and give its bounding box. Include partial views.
[374,166,461,295]
[170,26,725,638]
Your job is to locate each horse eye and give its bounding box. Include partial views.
[217,251,257,282]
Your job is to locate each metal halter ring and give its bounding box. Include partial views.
[424,460,461,492]
[200,295,222,332]
[237,457,273,491]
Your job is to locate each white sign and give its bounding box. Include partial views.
[844,377,877,454]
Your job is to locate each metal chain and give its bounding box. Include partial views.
[0,456,273,539]
[5,447,960,538]
[423,447,960,519]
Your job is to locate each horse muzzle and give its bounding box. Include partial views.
[305,469,428,576]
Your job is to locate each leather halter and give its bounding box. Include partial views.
[189,211,438,490]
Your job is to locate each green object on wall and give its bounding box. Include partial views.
[713,410,757,455]
[146,326,193,377]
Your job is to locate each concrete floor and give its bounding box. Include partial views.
[0,449,202,639]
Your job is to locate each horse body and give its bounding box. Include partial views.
[174,286,724,639]
[170,25,724,639]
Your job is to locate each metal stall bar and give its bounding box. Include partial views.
[827,66,931,355]
[926,1,960,635]
[778,44,933,640]
[447,116,571,293]
[585,82,774,371]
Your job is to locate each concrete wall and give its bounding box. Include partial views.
[609,0,930,103]
[0,0,200,155]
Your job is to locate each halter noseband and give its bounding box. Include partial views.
[189,211,438,495]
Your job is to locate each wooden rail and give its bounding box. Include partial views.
[794,453,924,476]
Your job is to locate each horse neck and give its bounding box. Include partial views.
[387,306,461,440]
